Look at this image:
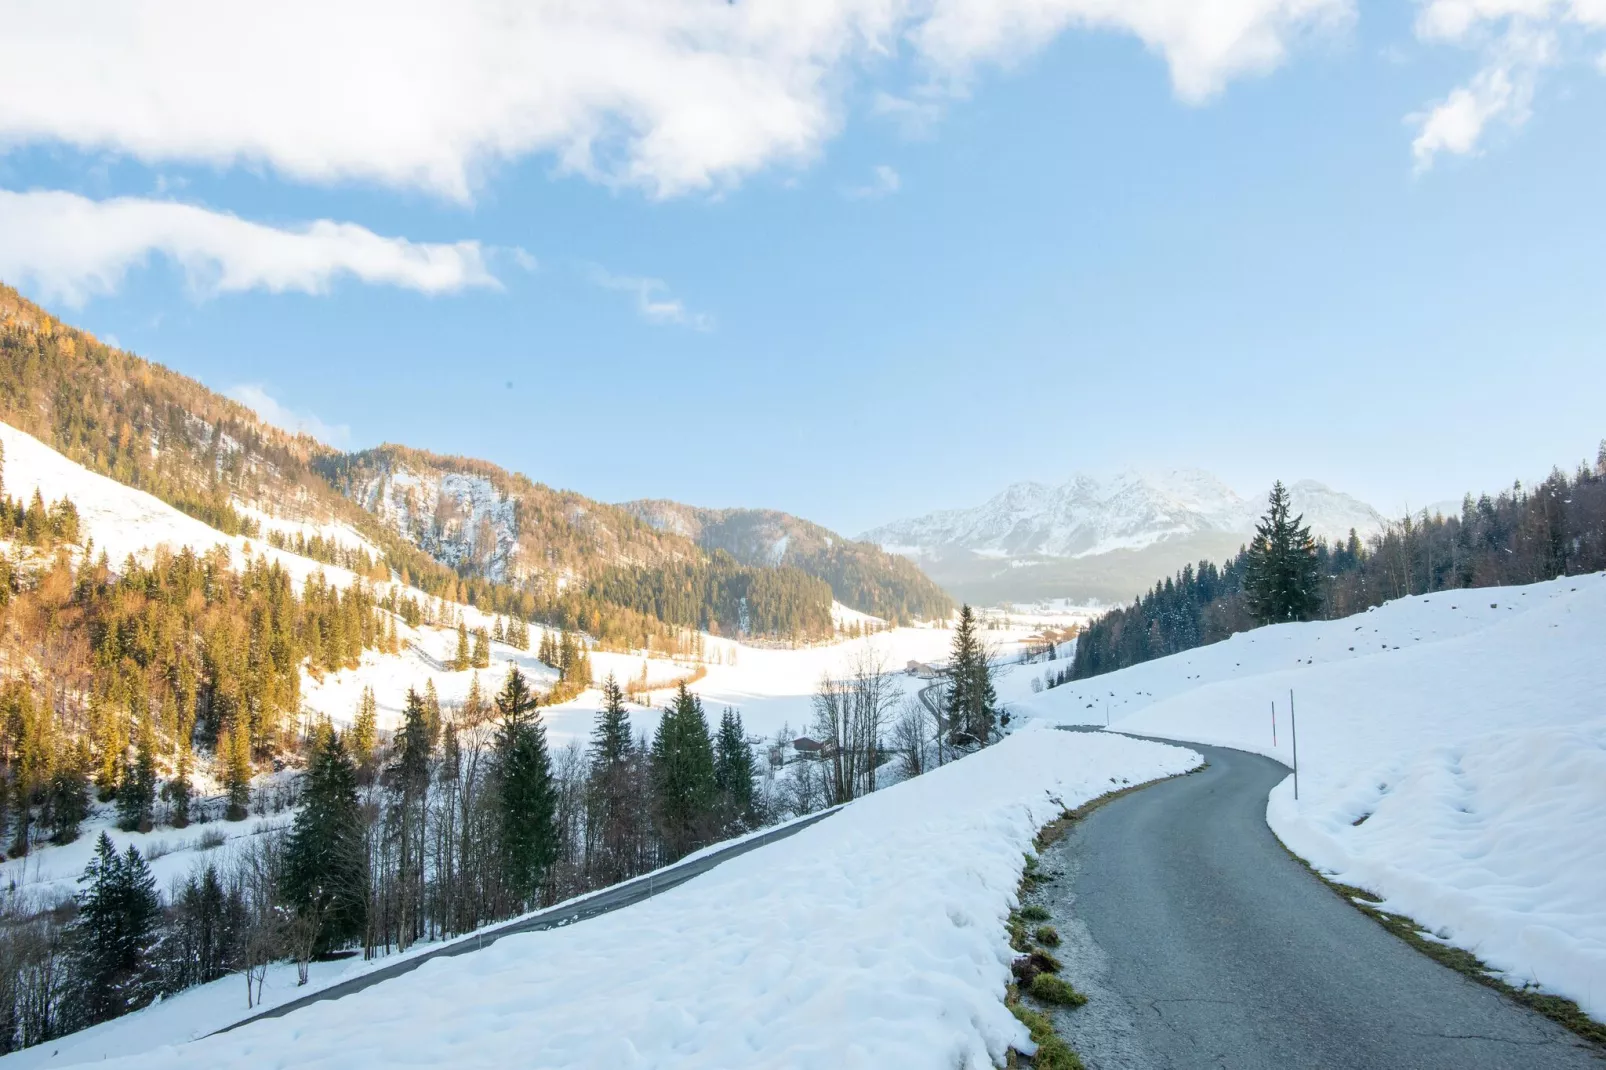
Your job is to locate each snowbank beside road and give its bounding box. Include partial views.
[1019,572,1606,1020]
[71,728,1199,1070]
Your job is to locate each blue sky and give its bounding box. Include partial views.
[1,2,1603,535]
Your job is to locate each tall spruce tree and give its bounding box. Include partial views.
[494,667,559,910]
[351,686,378,775]
[650,683,717,861]
[1243,481,1321,624]
[282,730,368,954]
[713,708,756,833]
[944,605,999,747]
[453,621,471,671]
[68,834,161,1026]
[587,674,636,885]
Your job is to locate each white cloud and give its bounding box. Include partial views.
[585,265,713,331]
[0,189,499,305]
[1410,0,1602,170]
[1410,64,1522,170]
[225,383,351,446]
[844,164,903,198]
[0,1,1351,202]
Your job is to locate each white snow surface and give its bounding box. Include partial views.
[0,420,366,592]
[56,726,1199,1070]
[1016,572,1606,1019]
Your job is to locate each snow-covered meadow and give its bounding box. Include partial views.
[1017,571,1606,1020]
[18,726,1198,1070]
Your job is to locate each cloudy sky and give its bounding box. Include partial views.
[2,1,1603,532]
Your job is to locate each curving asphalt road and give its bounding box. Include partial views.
[212,807,836,1036]
[1036,732,1603,1069]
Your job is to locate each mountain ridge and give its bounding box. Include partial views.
[860,469,1385,605]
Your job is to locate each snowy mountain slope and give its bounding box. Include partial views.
[54,727,1200,1070]
[317,445,701,592]
[1015,571,1606,1020]
[865,469,1382,559]
[0,420,367,592]
[861,469,1385,604]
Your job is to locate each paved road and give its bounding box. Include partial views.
[1038,732,1603,1069]
[214,808,837,1035]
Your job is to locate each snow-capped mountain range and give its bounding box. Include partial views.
[863,470,1383,561]
[860,470,1385,605]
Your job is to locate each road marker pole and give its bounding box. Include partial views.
[1290,689,1299,802]
[1272,700,1277,748]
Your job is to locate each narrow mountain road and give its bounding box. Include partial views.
[1039,731,1603,1069]
[213,808,836,1035]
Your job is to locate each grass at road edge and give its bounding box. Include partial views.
[1003,762,1208,1068]
[1277,839,1606,1050]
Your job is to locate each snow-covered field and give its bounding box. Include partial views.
[1016,572,1606,1020]
[24,726,1198,1070]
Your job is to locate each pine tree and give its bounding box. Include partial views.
[494,667,558,909]
[493,616,506,644]
[115,719,158,832]
[650,683,717,861]
[169,743,192,828]
[943,605,999,747]
[1243,481,1321,625]
[47,740,91,844]
[68,835,161,1026]
[587,674,636,885]
[223,717,253,821]
[351,686,378,775]
[282,730,368,955]
[589,675,633,771]
[471,627,491,670]
[453,621,471,671]
[713,707,756,833]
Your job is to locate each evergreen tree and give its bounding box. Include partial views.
[115,719,157,832]
[223,717,253,821]
[46,741,91,844]
[943,605,999,747]
[351,686,378,776]
[453,621,471,671]
[713,707,756,833]
[168,743,192,828]
[167,863,239,988]
[1243,481,1321,625]
[587,674,636,884]
[588,675,633,771]
[471,627,491,670]
[282,730,368,954]
[68,835,161,1026]
[650,683,717,860]
[493,667,558,909]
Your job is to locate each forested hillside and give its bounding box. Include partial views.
[621,500,952,623]
[0,286,871,645]
[1065,450,1606,681]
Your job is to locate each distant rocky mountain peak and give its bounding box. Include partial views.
[859,470,1384,606]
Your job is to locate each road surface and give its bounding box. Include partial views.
[1038,732,1602,1069]
[214,808,837,1035]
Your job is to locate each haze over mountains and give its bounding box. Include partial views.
[861,470,1386,606]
